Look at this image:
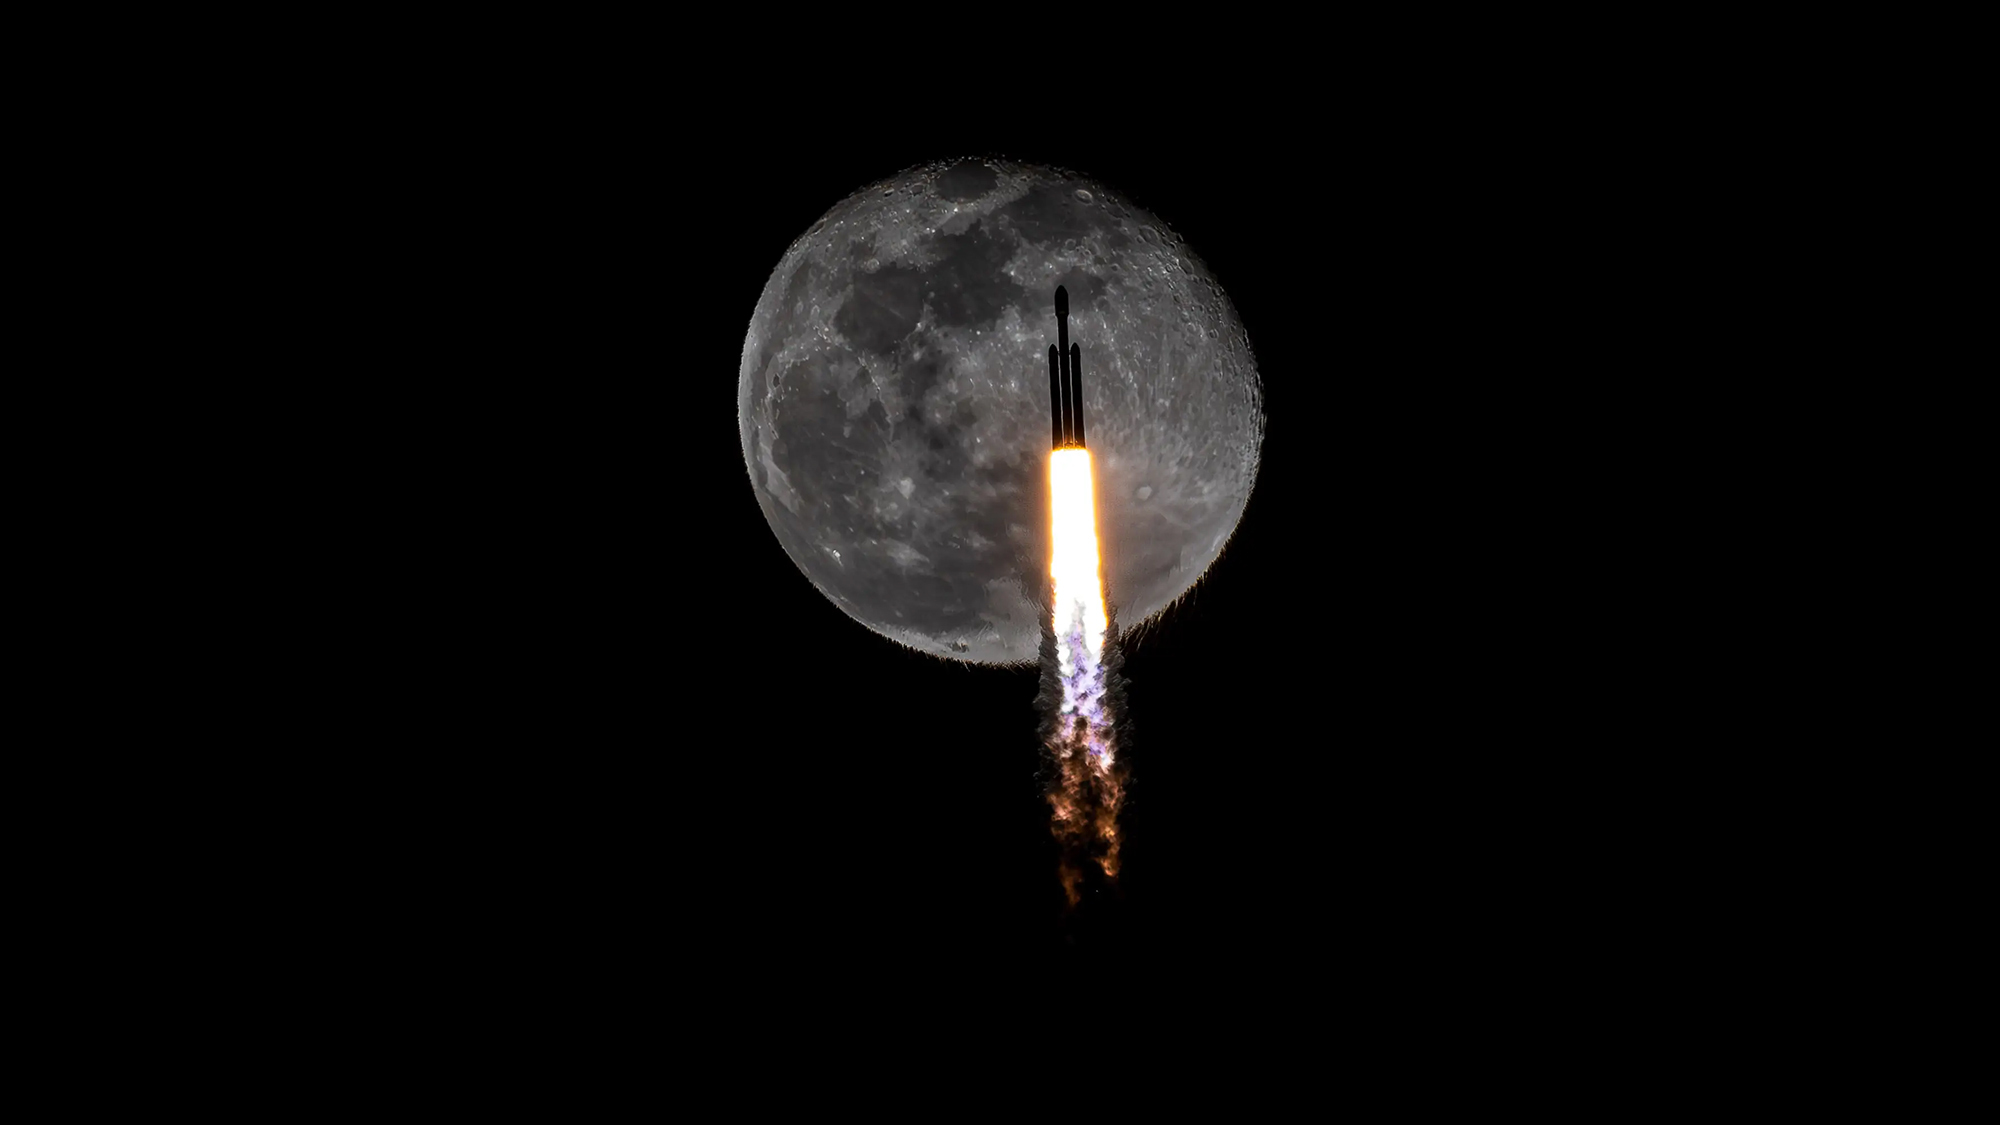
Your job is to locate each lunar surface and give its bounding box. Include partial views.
[738,158,1263,664]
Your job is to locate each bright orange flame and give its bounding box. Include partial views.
[1048,448,1107,685]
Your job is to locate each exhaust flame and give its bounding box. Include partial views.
[1045,448,1123,905]
[1049,450,1109,691]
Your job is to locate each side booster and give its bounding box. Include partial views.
[1047,285,1085,450]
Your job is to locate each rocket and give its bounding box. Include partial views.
[1048,285,1085,449]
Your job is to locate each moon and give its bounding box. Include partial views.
[738,158,1263,664]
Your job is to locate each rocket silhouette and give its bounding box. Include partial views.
[1047,286,1085,450]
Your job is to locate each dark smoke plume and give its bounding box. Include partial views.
[1035,598,1131,909]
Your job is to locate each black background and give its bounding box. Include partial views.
[353,93,1727,997]
[53,22,1904,1071]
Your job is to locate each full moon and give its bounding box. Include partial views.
[739,158,1263,664]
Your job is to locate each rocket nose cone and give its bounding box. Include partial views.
[1054,286,1068,316]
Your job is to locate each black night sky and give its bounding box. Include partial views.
[389,100,1712,993]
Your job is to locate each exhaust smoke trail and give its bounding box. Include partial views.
[1040,447,1125,907]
